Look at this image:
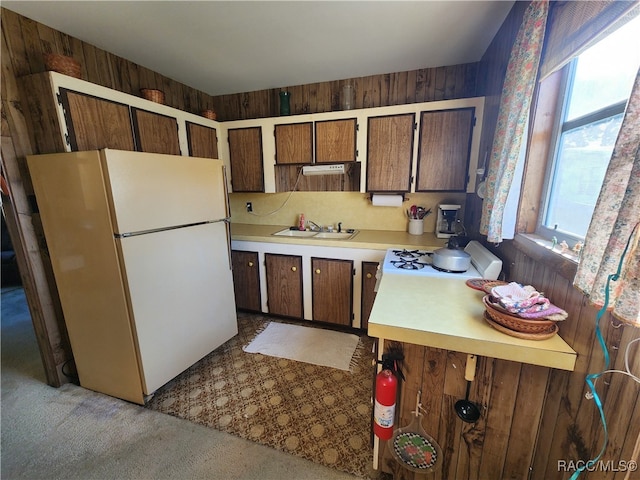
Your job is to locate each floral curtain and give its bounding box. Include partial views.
[573,68,640,327]
[480,0,548,243]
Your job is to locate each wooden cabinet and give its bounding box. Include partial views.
[315,118,357,163]
[361,262,379,331]
[366,113,415,192]
[228,127,264,192]
[58,88,136,152]
[311,257,353,326]
[231,250,261,312]
[265,253,303,318]
[274,122,313,164]
[416,108,475,191]
[131,108,181,155]
[186,122,219,159]
[19,71,223,164]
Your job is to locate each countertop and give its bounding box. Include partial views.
[230,223,449,251]
[230,222,577,371]
[367,274,577,371]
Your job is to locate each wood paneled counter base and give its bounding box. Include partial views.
[367,274,577,479]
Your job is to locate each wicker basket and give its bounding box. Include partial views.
[44,53,81,78]
[201,109,217,120]
[140,89,165,104]
[482,295,556,334]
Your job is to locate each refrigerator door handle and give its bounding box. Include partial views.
[224,220,232,271]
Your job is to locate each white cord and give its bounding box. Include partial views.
[247,167,304,217]
[588,336,640,397]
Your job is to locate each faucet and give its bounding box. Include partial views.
[307,220,322,232]
[337,222,342,233]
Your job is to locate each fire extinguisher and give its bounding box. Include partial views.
[373,352,404,440]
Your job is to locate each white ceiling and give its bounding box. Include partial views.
[3,1,515,97]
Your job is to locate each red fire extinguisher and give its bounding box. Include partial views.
[374,354,403,440]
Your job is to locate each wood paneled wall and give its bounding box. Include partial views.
[213,64,479,121]
[0,7,221,386]
[457,1,640,478]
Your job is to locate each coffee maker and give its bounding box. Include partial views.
[436,204,461,238]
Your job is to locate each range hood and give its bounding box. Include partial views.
[302,164,345,176]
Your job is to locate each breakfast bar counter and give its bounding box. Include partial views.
[367,274,577,371]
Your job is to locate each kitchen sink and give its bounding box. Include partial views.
[272,228,358,240]
[313,231,357,240]
[272,229,319,237]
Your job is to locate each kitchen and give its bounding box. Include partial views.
[2,2,639,480]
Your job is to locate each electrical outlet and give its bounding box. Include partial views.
[246,202,252,212]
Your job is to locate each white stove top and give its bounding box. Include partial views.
[382,248,482,279]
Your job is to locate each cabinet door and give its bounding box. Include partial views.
[311,257,353,326]
[315,118,357,163]
[187,122,219,159]
[265,253,303,318]
[366,113,415,192]
[416,108,474,191]
[361,261,379,330]
[275,122,313,164]
[228,127,264,192]
[131,108,181,155]
[59,89,136,151]
[231,250,261,312]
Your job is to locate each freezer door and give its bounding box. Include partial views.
[116,221,237,394]
[100,149,229,234]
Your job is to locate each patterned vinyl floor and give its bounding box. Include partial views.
[146,312,379,478]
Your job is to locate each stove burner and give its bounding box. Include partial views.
[391,259,429,270]
[392,249,428,259]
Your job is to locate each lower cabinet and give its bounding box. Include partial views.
[230,240,385,329]
[231,250,261,312]
[311,257,354,326]
[265,253,304,319]
[361,262,379,330]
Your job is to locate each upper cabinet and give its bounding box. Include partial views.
[58,89,136,151]
[274,122,313,164]
[228,126,264,192]
[366,113,415,192]
[416,108,475,192]
[20,72,483,195]
[186,122,219,159]
[315,118,357,163]
[131,108,181,155]
[18,71,224,165]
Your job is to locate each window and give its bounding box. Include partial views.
[539,15,640,244]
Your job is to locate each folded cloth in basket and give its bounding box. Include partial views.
[491,282,568,320]
[491,282,549,313]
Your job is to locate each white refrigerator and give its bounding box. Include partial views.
[27,149,238,404]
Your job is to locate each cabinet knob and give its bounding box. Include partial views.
[248,261,254,267]
[291,266,297,272]
[366,273,373,279]
[315,268,321,274]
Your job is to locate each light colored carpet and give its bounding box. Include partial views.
[243,321,360,371]
[1,287,363,480]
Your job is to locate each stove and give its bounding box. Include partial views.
[381,241,502,280]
